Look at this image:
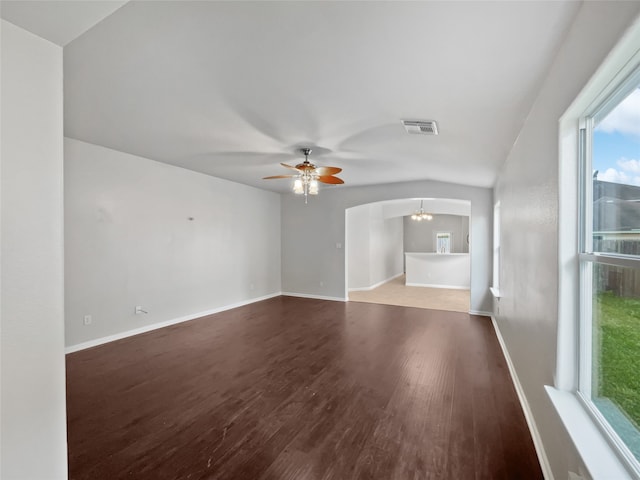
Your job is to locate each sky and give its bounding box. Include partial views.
[594,87,640,185]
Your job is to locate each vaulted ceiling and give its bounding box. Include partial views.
[2,1,582,192]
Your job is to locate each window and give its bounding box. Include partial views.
[436,232,451,254]
[578,68,640,472]
[493,202,501,292]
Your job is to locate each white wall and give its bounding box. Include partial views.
[346,205,371,289]
[403,214,469,253]
[1,20,67,479]
[65,138,281,348]
[282,180,492,313]
[377,215,403,284]
[493,2,640,478]
[405,253,470,289]
[346,203,403,290]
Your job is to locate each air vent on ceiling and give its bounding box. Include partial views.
[402,120,439,135]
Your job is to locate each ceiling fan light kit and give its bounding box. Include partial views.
[293,178,318,195]
[263,148,343,203]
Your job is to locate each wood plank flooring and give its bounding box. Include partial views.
[66,296,542,479]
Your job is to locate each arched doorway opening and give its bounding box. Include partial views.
[345,198,471,312]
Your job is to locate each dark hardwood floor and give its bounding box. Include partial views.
[66,296,542,479]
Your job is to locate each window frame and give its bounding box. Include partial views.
[493,201,501,292]
[435,231,452,254]
[577,66,640,478]
[551,19,640,480]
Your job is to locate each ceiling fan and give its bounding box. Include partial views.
[263,148,344,202]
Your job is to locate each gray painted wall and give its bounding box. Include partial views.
[65,138,282,347]
[346,204,403,290]
[374,215,403,285]
[493,2,640,478]
[403,214,469,253]
[282,181,492,313]
[346,205,371,289]
[1,20,67,479]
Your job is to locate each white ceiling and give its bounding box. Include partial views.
[379,198,471,219]
[6,1,582,193]
[0,1,128,46]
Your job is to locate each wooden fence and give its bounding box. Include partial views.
[593,239,640,298]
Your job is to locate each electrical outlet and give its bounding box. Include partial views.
[83,315,92,326]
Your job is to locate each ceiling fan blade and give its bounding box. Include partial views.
[314,166,342,175]
[317,175,344,185]
[281,163,302,171]
[263,174,297,180]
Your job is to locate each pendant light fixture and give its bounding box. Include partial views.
[411,200,433,221]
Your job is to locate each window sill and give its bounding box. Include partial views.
[490,287,501,298]
[545,386,636,479]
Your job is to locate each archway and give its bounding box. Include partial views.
[345,198,471,312]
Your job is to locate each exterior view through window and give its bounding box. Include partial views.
[436,232,451,254]
[585,79,640,465]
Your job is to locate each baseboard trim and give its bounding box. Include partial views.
[490,316,554,480]
[405,282,470,290]
[348,272,404,292]
[468,309,492,316]
[65,292,282,354]
[281,292,347,302]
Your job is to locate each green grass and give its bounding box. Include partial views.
[594,291,640,429]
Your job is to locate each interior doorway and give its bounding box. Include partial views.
[345,198,471,312]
